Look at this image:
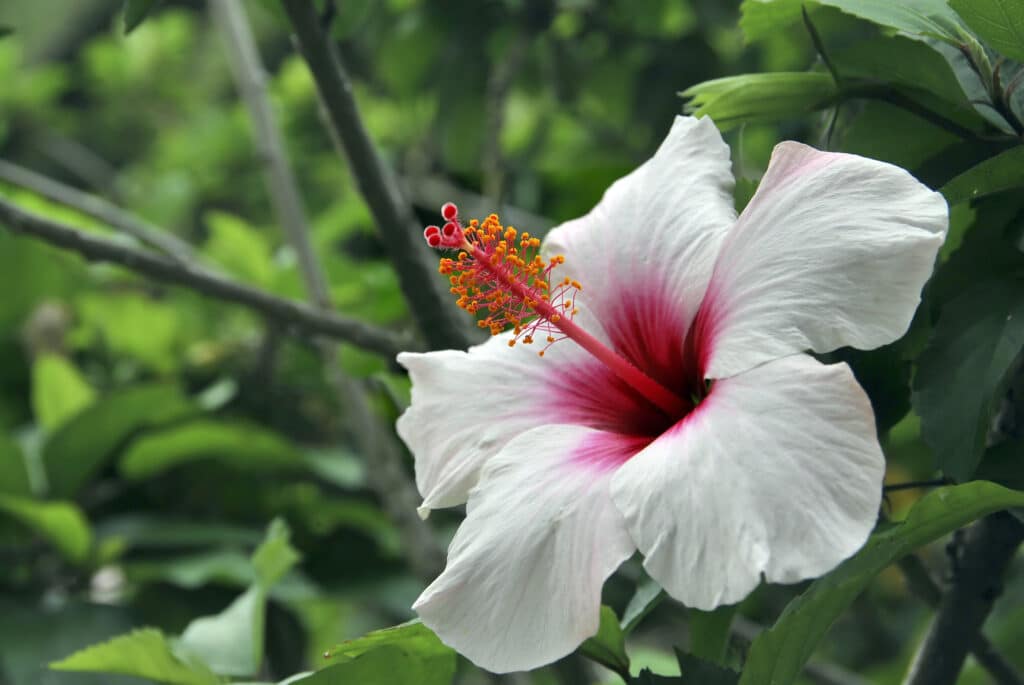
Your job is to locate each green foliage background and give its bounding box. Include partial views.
[0,0,1023,683]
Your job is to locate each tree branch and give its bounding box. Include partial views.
[280,0,471,351]
[212,0,443,581]
[0,195,414,359]
[903,513,1024,685]
[899,555,1023,685]
[0,159,200,264]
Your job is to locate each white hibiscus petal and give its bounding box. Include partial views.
[414,424,637,673]
[702,141,948,379]
[611,354,884,610]
[543,115,736,339]
[396,318,606,515]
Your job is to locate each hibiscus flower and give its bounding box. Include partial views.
[397,115,948,673]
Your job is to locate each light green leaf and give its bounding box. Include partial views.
[913,279,1024,481]
[31,354,96,431]
[689,605,738,665]
[123,0,163,34]
[119,419,302,480]
[176,520,300,678]
[739,482,1024,685]
[42,384,195,497]
[50,627,219,685]
[0,494,91,563]
[203,211,276,288]
[950,0,1024,61]
[178,586,263,677]
[313,622,455,685]
[941,146,1024,205]
[580,605,630,675]
[252,518,301,589]
[681,73,837,129]
[622,577,667,635]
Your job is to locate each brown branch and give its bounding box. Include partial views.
[899,555,1023,685]
[903,513,1024,685]
[0,159,200,264]
[280,0,471,351]
[212,0,443,581]
[0,195,414,359]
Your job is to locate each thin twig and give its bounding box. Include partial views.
[0,159,200,264]
[0,195,414,359]
[212,0,443,581]
[281,0,471,351]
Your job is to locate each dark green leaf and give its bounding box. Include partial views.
[42,384,195,497]
[50,628,219,685]
[688,605,738,665]
[635,669,685,684]
[0,26,12,40]
[950,0,1024,61]
[941,146,1024,205]
[681,73,838,129]
[675,650,740,684]
[118,419,302,480]
[913,279,1024,480]
[123,0,163,34]
[740,0,962,43]
[0,433,31,496]
[739,482,1024,685]
[580,605,630,675]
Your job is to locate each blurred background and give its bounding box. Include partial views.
[0,1,1021,684]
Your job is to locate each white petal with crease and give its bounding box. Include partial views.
[610,354,884,610]
[703,141,947,379]
[414,424,636,673]
[543,115,736,335]
[397,308,609,515]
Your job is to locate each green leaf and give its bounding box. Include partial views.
[31,354,96,431]
[0,26,12,40]
[622,577,667,635]
[741,0,962,43]
[941,146,1024,205]
[676,650,740,684]
[42,384,195,497]
[178,586,263,677]
[50,628,219,685]
[681,73,838,129]
[579,605,630,675]
[688,605,738,665]
[950,0,1024,61]
[739,481,1024,685]
[913,279,1024,481]
[123,0,163,34]
[315,621,456,685]
[296,645,452,685]
[0,432,31,496]
[119,419,302,480]
[176,519,300,677]
[252,518,301,589]
[0,494,92,563]
[203,211,276,288]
